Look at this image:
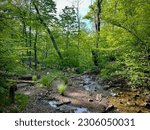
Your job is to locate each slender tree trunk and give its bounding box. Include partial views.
[45,40,48,58]
[66,30,69,49]
[22,20,28,64]
[114,1,117,16]
[76,1,80,49]
[9,85,15,104]
[33,2,63,60]
[91,0,103,67]
[96,0,102,48]
[29,1,32,67]
[113,0,117,30]
[34,28,38,70]
[29,26,32,67]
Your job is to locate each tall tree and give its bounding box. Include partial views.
[84,0,103,66]
[32,0,63,60]
[59,6,77,49]
[72,0,82,48]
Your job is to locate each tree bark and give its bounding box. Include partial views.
[9,85,15,104]
[96,0,102,48]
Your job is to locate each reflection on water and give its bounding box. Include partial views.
[48,100,89,113]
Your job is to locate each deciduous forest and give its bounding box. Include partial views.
[0,0,150,113]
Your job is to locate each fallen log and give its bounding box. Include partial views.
[16,80,36,85]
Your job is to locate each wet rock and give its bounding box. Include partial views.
[103,85,111,90]
[146,94,150,103]
[111,92,118,97]
[24,92,31,95]
[75,107,89,113]
[56,101,71,107]
[108,77,128,88]
[74,77,81,80]
[88,99,94,102]
[96,94,102,101]
[48,101,60,108]
[145,103,150,109]
[79,81,84,84]
[105,105,115,112]
[56,105,89,113]
[79,83,84,87]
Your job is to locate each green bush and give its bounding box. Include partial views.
[0,93,29,112]
[57,84,67,96]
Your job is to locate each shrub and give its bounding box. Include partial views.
[57,84,67,96]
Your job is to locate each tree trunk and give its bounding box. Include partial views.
[9,85,15,104]
[91,0,103,66]
[34,28,38,70]
[96,0,102,48]
[22,20,28,64]
[66,30,69,49]
[33,2,63,60]
[76,1,81,49]
[29,1,32,67]
[29,25,32,67]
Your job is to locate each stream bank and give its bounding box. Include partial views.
[15,72,150,113]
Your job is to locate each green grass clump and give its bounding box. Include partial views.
[32,75,37,81]
[40,76,50,86]
[15,93,29,111]
[57,84,67,96]
[39,70,68,88]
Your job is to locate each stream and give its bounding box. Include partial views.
[19,73,150,113]
[80,74,112,96]
[37,74,117,113]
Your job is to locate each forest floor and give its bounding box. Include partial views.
[15,70,150,113]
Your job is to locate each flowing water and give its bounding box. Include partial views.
[81,74,113,96]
